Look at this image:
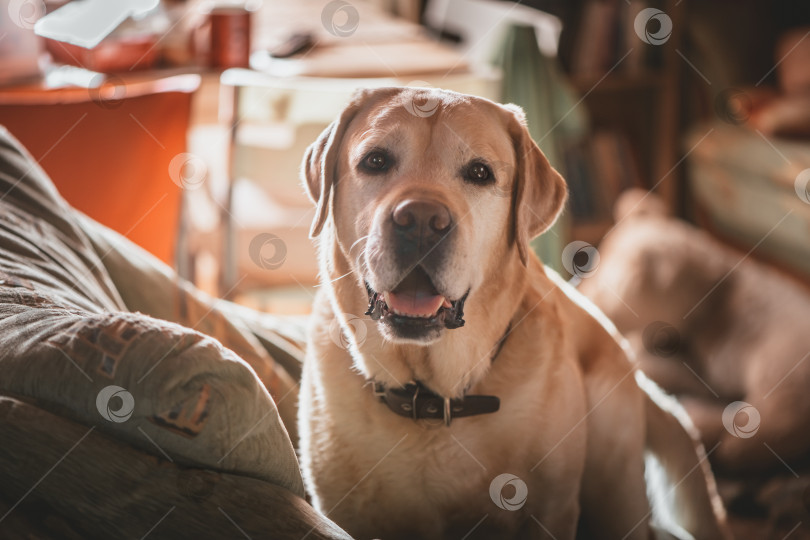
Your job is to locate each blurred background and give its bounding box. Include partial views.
[2,1,810,538]
[2,0,809,310]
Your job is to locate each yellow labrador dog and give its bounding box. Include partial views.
[298,87,728,540]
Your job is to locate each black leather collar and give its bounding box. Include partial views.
[370,323,512,426]
[373,381,499,426]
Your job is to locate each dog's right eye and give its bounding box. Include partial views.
[360,151,391,173]
[462,160,494,185]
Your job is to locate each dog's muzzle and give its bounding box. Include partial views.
[364,197,466,340]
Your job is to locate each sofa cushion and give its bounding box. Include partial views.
[75,207,303,445]
[0,126,304,497]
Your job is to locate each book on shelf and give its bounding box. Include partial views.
[570,0,661,80]
[571,0,619,79]
[563,130,643,222]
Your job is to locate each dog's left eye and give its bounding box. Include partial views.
[463,161,493,184]
[360,151,391,173]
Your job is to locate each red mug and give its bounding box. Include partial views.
[209,7,251,68]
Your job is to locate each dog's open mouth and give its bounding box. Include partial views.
[365,267,467,334]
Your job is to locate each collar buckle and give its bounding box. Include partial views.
[411,383,420,421]
[372,381,386,399]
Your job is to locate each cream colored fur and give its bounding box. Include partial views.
[297,88,729,540]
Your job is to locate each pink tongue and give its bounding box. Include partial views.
[385,291,445,317]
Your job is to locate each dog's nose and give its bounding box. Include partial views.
[392,199,452,234]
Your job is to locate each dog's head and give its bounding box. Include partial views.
[302,87,566,346]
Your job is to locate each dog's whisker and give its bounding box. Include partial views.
[315,269,356,287]
[316,237,376,289]
[353,248,370,275]
[349,234,371,254]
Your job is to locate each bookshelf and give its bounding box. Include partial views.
[569,72,663,93]
[549,0,686,243]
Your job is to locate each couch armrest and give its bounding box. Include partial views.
[0,395,350,539]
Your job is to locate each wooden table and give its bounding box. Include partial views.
[0,71,200,265]
[250,0,470,79]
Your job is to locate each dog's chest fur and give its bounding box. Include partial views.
[300,310,587,540]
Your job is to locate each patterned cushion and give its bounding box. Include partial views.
[0,126,304,497]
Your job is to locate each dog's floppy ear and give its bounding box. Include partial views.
[504,104,568,266]
[302,87,401,238]
[301,95,362,238]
